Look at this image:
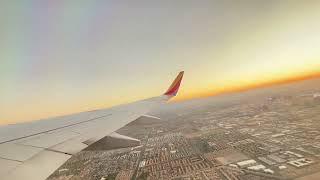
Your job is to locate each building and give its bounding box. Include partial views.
[237,159,256,168]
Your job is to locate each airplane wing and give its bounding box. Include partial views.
[0,71,184,180]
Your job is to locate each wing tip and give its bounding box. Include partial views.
[164,71,184,96]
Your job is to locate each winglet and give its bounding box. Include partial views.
[164,71,184,96]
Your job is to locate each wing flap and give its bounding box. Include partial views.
[3,150,71,180]
[0,143,42,162]
[49,138,88,155]
[0,159,21,176]
[16,130,79,148]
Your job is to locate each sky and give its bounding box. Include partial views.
[1,1,320,124]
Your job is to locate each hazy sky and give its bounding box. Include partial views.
[1,1,320,124]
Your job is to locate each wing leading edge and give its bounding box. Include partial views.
[0,71,184,180]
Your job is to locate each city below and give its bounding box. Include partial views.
[49,78,320,180]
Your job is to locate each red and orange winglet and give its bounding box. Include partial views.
[164,71,184,96]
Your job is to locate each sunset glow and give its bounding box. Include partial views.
[1,1,320,124]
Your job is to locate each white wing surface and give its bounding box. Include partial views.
[0,71,184,180]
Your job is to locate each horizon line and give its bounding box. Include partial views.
[175,71,320,102]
